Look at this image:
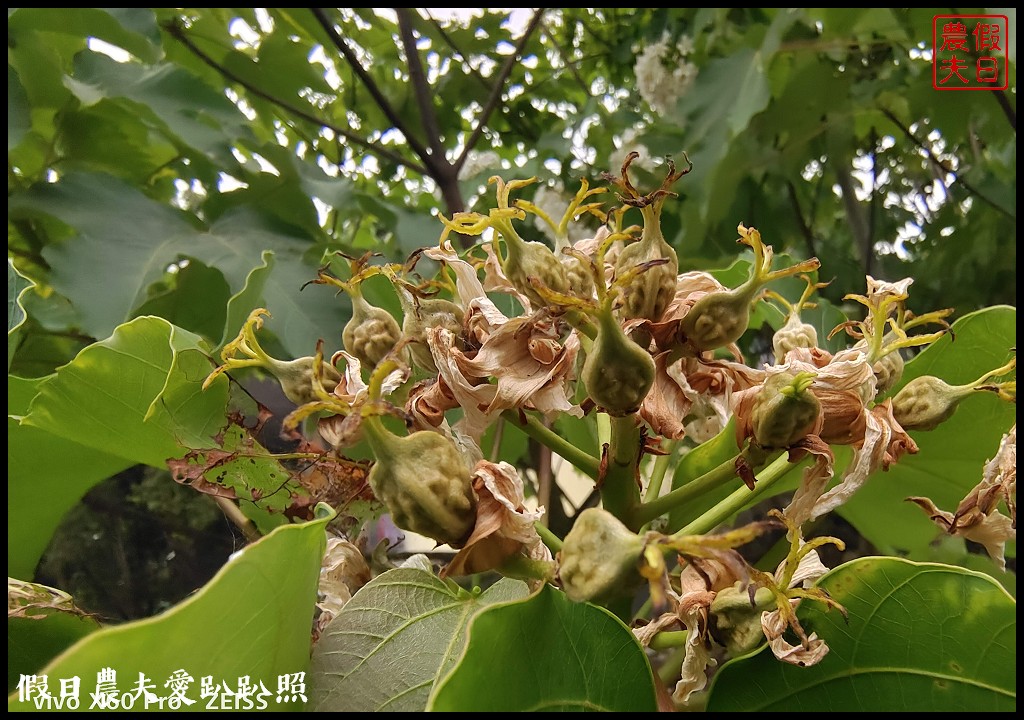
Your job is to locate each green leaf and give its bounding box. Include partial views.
[428,585,658,712]
[707,557,1017,711]
[65,50,251,169]
[8,375,131,579]
[8,260,34,369]
[6,510,332,712]
[12,173,344,358]
[308,568,528,712]
[220,250,274,350]
[9,8,162,64]
[8,65,32,152]
[8,260,33,335]
[22,316,229,468]
[838,306,1017,558]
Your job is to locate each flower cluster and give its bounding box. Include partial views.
[634,32,698,115]
[205,154,1016,705]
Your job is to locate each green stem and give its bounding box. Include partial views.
[649,630,689,651]
[498,554,557,583]
[634,451,752,527]
[643,445,675,503]
[502,410,600,480]
[602,414,643,530]
[676,453,802,537]
[534,521,563,552]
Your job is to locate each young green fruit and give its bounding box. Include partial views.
[681,225,819,352]
[559,507,644,604]
[343,293,401,369]
[891,375,972,431]
[582,310,656,415]
[751,371,821,449]
[613,203,678,323]
[772,314,818,363]
[400,295,464,373]
[502,234,571,309]
[269,356,341,406]
[363,417,476,547]
[872,350,905,394]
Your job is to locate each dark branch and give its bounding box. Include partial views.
[833,161,872,272]
[309,7,436,171]
[454,9,545,174]
[992,89,1016,131]
[164,20,427,176]
[396,8,448,166]
[540,20,591,99]
[880,107,1015,220]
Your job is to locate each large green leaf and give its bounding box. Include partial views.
[7,508,332,712]
[65,50,250,169]
[8,8,162,64]
[22,316,229,468]
[8,260,34,369]
[308,568,528,712]
[11,173,344,357]
[707,557,1016,711]
[7,375,131,580]
[8,65,32,152]
[428,585,658,712]
[838,306,1017,558]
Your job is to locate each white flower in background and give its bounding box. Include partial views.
[609,127,651,175]
[634,33,698,115]
[458,149,501,181]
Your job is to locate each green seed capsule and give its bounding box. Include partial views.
[401,296,464,373]
[582,310,656,416]
[891,375,972,431]
[751,371,821,449]
[343,294,401,368]
[559,508,644,604]
[614,203,678,323]
[364,418,476,547]
[269,356,341,406]
[679,286,757,352]
[503,238,571,309]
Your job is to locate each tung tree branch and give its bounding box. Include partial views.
[880,107,1015,220]
[454,9,545,175]
[396,8,448,165]
[310,7,437,172]
[164,20,427,176]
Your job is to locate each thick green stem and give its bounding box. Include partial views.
[649,630,689,651]
[534,521,563,553]
[676,453,802,537]
[643,446,675,503]
[502,410,600,480]
[498,554,557,583]
[602,414,643,530]
[634,450,765,527]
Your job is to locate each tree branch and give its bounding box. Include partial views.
[992,89,1016,131]
[163,20,427,176]
[454,9,545,174]
[310,7,436,172]
[540,20,591,99]
[833,159,873,273]
[880,107,1015,220]
[396,8,448,165]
